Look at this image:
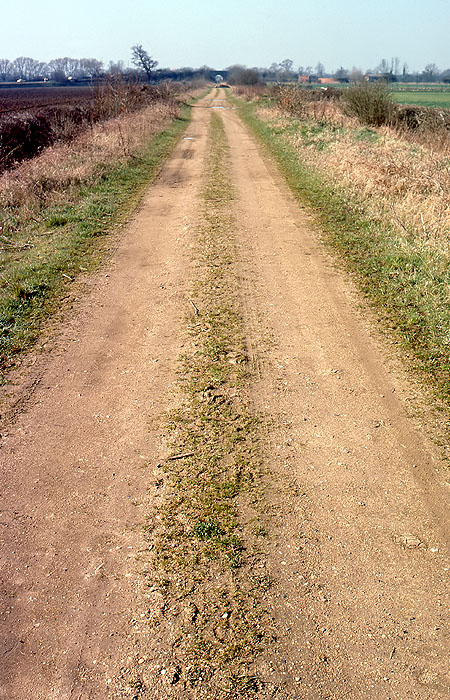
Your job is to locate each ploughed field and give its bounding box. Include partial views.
[0,83,158,173]
[0,87,98,173]
[0,86,95,115]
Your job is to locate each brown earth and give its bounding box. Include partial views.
[1,89,449,699]
[0,86,94,113]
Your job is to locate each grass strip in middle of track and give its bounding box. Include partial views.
[137,111,273,698]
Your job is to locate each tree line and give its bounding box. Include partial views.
[0,49,215,84]
[0,49,448,85]
[231,59,450,84]
[0,57,104,83]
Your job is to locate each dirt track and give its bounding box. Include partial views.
[1,89,449,698]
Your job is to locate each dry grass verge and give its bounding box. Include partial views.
[0,99,192,379]
[233,95,450,409]
[0,100,179,224]
[235,83,450,155]
[257,108,450,244]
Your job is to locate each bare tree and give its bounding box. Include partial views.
[334,66,349,81]
[315,62,325,77]
[227,65,260,85]
[64,57,81,78]
[48,57,70,79]
[391,57,400,77]
[0,58,13,81]
[422,63,439,82]
[131,44,158,81]
[12,56,41,80]
[198,65,213,79]
[276,58,295,81]
[35,62,49,79]
[350,66,363,83]
[79,58,103,78]
[108,60,126,76]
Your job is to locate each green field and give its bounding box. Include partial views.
[391,89,450,108]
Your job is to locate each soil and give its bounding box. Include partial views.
[1,89,449,699]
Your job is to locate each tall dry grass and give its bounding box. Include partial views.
[253,104,450,254]
[234,83,450,154]
[0,100,179,238]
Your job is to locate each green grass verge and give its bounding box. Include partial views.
[0,105,191,380]
[233,97,450,403]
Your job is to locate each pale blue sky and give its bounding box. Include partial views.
[3,0,449,72]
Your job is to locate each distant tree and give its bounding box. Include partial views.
[12,56,42,81]
[372,58,396,81]
[226,64,244,83]
[108,60,126,76]
[376,58,390,75]
[48,58,70,79]
[278,58,295,81]
[441,68,450,83]
[422,63,439,82]
[26,61,49,80]
[391,57,400,77]
[315,61,325,77]
[131,44,158,80]
[0,58,13,81]
[265,63,282,81]
[227,65,260,85]
[334,66,349,81]
[64,57,81,78]
[79,58,103,78]
[280,58,293,73]
[198,64,213,79]
[51,69,67,84]
[350,66,363,83]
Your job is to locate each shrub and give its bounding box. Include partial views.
[394,104,450,131]
[272,85,314,118]
[342,81,396,127]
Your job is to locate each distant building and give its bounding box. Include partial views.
[298,75,337,85]
[364,74,384,83]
